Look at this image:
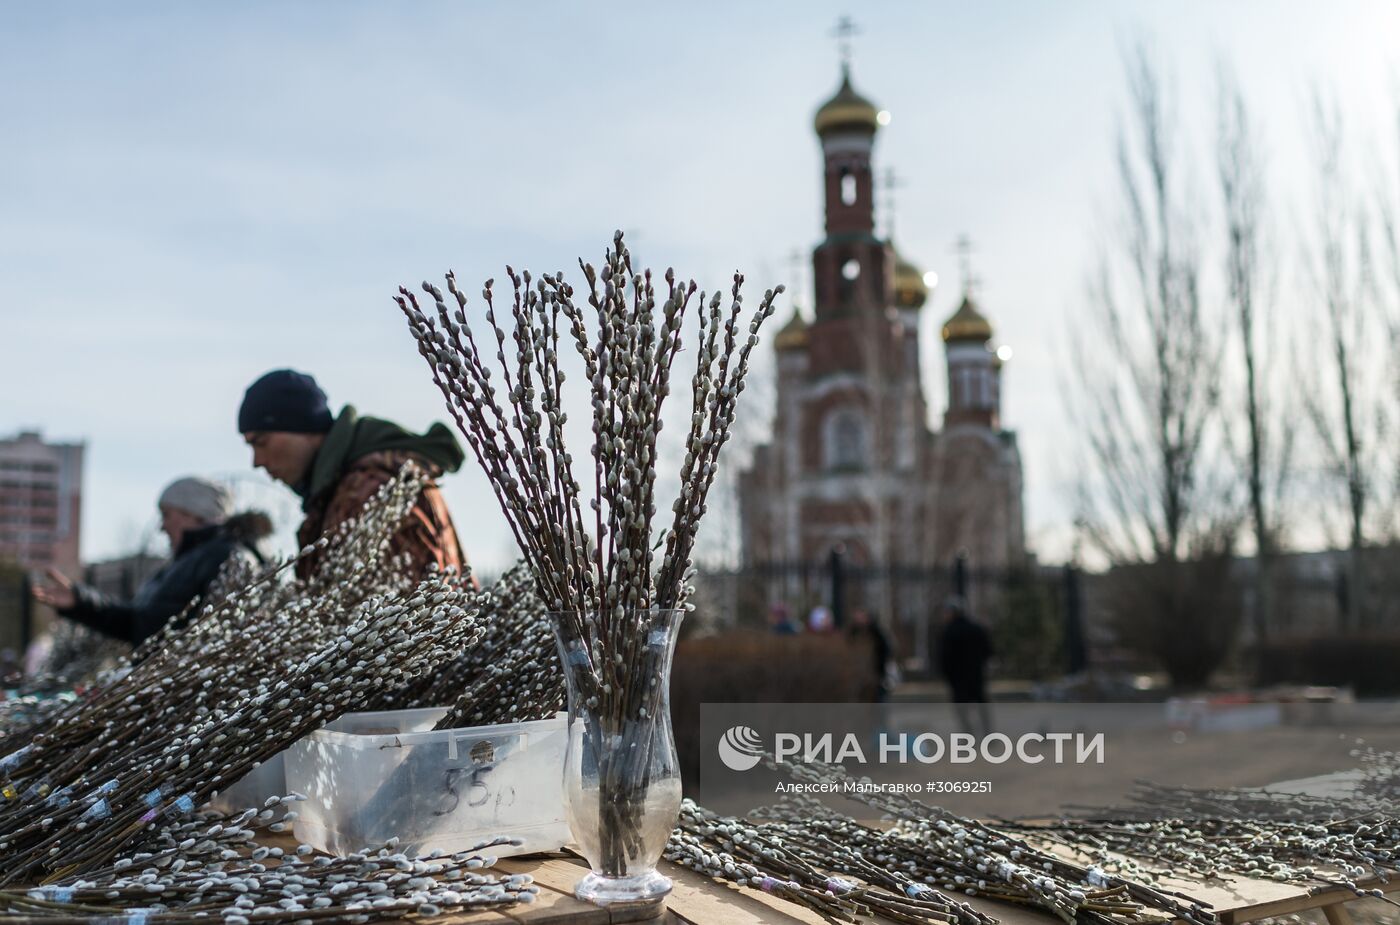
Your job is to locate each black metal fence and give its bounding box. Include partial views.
[0,563,33,673]
[690,552,1088,680]
[691,546,1400,688]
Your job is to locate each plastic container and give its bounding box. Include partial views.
[284,708,569,859]
[207,752,287,814]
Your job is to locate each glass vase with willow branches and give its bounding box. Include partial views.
[397,231,780,905]
[552,605,682,902]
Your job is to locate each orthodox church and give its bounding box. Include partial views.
[737,63,1026,623]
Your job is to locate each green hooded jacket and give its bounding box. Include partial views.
[299,405,465,509]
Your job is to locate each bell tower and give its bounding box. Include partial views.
[941,239,1000,429]
[810,22,890,327]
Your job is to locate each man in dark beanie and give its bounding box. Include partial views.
[238,369,469,582]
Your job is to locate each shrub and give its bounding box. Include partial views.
[670,630,868,786]
[1256,635,1400,696]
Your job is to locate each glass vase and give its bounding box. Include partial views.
[550,607,684,906]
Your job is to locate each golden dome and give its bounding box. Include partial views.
[774,309,810,351]
[814,68,881,136]
[891,245,928,309]
[941,294,993,343]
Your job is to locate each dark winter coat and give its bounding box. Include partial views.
[59,512,272,646]
[847,621,894,699]
[292,405,469,583]
[936,614,994,701]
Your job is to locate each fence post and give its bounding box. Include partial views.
[1063,565,1087,674]
[828,546,847,629]
[1335,568,1349,636]
[953,551,969,600]
[20,570,33,654]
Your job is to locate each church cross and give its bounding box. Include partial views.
[881,166,906,238]
[831,16,861,70]
[952,234,980,297]
[786,247,808,308]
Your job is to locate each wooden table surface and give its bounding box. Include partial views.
[267,769,1397,925]
[420,845,1400,925]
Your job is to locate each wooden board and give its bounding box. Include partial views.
[494,855,665,925]
[471,851,1312,925]
[255,834,1397,925]
[1009,827,1400,925]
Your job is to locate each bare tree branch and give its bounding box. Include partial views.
[1064,42,1241,688]
[1216,62,1292,644]
[1299,87,1390,631]
[1068,43,1229,569]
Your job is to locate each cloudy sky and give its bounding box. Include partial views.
[3,1,1398,573]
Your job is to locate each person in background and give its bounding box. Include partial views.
[767,602,800,635]
[237,368,469,582]
[807,604,834,634]
[32,477,270,646]
[846,608,895,703]
[933,595,994,737]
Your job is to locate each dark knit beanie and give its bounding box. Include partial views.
[237,369,334,434]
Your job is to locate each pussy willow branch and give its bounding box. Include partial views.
[396,232,780,704]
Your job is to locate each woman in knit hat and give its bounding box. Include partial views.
[32,476,271,646]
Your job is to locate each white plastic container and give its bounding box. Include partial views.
[284,708,570,859]
[207,752,287,814]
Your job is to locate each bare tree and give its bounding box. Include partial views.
[1300,90,1388,632]
[1070,45,1228,566]
[1376,89,1400,539]
[1066,45,1239,687]
[1215,66,1294,644]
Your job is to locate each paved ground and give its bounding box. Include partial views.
[873,720,1400,818]
[702,704,1400,818]
[729,693,1400,820]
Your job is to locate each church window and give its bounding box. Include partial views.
[896,415,915,470]
[841,172,857,206]
[824,408,868,471]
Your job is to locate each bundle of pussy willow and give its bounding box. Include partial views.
[383,562,562,729]
[396,231,782,878]
[0,467,554,922]
[667,756,1215,925]
[998,777,1400,906]
[13,619,130,696]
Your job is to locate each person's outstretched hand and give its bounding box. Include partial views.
[32,568,77,610]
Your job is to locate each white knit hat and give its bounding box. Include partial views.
[158,477,233,524]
